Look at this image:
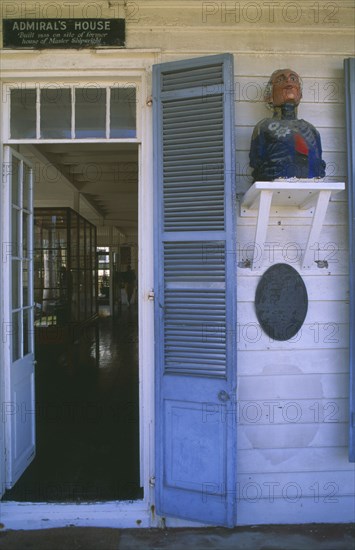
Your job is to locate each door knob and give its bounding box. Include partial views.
[217,390,230,402]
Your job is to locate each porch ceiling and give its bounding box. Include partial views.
[32,143,138,239]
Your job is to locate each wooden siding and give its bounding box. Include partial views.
[233,53,353,521]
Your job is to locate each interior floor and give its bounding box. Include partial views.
[4,305,142,502]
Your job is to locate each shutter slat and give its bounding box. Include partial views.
[162,65,223,91]
[164,179,224,185]
[165,205,224,213]
[164,116,223,128]
[163,124,222,134]
[162,147,223,158]
[163,137,223,147]
[163,94,222,109]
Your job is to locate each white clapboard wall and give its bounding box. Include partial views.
[235,226,352,504]
[232,56,352,525]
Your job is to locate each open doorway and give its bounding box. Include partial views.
[3,143,142,502]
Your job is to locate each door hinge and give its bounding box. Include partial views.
[147,290,155,301]
[149,475,156,487]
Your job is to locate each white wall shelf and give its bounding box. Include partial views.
[240,180,345,270]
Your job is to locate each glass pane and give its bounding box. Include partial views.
[41,88,71,139]
[12,207,20,258]
[75,87,106,138]
[23,165,31,210]
[92,270,97,315]
[23,308,32,356]
[110,87,136,138]
[79,270,85,320]
[70,211,78,268]
[36,299,57,326]
[33,209,70,327]
[12,311,21,362]
[34,248,43,304]
[55,227,67,249]
[12,259,20,309]
[70,239,79,269]
[23,260,30,307]
[71,270,79,321]
[79,219,85,268]
[86,270,91,317]
[85,224,91,267]
[11,156,20,207]
[23,212,29,258]
[34,219,46,249]
[11,89,37,139]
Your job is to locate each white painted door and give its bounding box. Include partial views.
[3,147,36,490]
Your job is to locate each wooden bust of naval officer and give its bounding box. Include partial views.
[249,69,326,182]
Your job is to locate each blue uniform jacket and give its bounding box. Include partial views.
[249,116,326,181]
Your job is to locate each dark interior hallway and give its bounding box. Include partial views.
[4,306,142,502]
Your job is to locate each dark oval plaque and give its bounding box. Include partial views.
[255,263,308,341]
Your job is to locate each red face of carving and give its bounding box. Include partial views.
[270,69,302,106]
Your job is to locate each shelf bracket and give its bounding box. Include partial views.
[240,180,345,270]
[302,190,331,269]
[252,190,273,271]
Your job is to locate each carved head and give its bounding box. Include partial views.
[264,69,303,108]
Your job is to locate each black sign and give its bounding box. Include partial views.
[3,19,125,49]
[255,263,308,341]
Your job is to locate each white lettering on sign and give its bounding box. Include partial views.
[12,21,67,31]
[74,20,111,31]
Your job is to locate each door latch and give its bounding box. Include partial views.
[149,475,156,487]
[147,290,155,301]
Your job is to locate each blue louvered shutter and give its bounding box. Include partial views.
[345,58,355,462]
[153,54,237,526]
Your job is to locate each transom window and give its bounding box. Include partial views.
[10,85,137,140]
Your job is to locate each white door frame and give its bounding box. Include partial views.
[0,50,160,529]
